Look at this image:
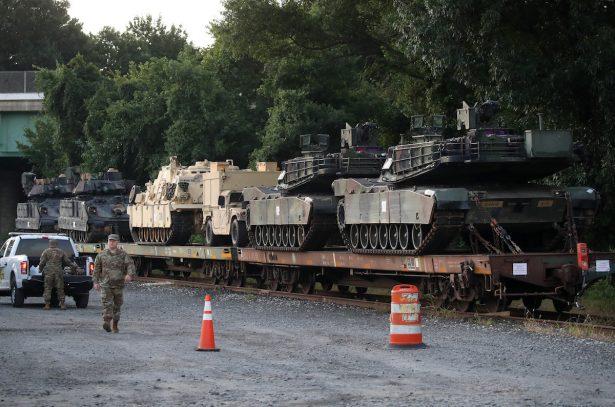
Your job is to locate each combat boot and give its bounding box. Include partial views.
[103,319,111,332]
[60,301,66,310]
[43,303,51,310]
[112,319,119,333]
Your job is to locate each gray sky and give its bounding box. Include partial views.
[69,0,225,47]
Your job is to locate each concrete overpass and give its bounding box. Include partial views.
[0,71,41,238]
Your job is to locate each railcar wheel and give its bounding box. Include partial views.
[320,280,333,292]
[284,282,296,293]
[337,285,350,293]
[355,286,368,295]
[552,299,572,313]
[268,278,280,291]
[477,296,506,313]
[522,297,543,311]
[297,226,306,247]
[411,224,424,250]
[359,225,370,249]
[399,224,410,250]
[299,272,315,295]
[369,225,379,249]
[288,226,297,247]
[451,299,473,312]
[389,225,399,250]
[350,225,360,249]
[378,225,388,249]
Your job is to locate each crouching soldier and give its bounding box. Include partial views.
[93,234,136,333]
[39,239,78,310]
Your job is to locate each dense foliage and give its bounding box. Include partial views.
[6,0,615,247]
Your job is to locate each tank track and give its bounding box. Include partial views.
[339,211,465,256]
[131,212,194,245]
[248,215,337,252]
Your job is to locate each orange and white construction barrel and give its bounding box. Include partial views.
[390,284,424,348]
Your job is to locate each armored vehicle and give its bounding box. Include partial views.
[15,170,79,232]
[202,161,279,247]
[244,123,385,251]
[334,101,599,257]
[58,169,133,243]
[128,157,211,245]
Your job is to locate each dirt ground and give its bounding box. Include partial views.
[0,282,614,406]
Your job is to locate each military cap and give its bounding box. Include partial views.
[48,239,59,247]
[107,234,120,241]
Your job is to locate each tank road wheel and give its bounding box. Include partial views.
[398,224,410,250]
[411,224,425,250]
[268,225,276,247]
[349,224,360,249]
[262,225,269,246]
[281,226,290,247]
[378,224,389,250]
[359,225,370,249]
[231,218,248,247]
[522,297,543,311]
[389,225,399,250]
[369,225,379,250]
[297,226,306,247]
[552,299,572,313]
[274,226,282,247]
[255,225,263,246]
[288,225,297,247]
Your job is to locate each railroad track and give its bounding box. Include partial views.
[134,275,615,338]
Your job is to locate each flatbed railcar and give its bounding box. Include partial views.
[76,242,615,313]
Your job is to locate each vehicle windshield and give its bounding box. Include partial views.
[15,238,74,258]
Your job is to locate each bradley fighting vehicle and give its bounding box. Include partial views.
[58,169,133,243]
[333,101,599,258]
[243,123,385,250]
[127,156,280,246]
[15,170,79,232]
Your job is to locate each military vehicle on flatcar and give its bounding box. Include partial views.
[334,101,598,257]
[15,169,79,233]
[58,169,133,243]
[243,123,385,251]
[128,157,211,245]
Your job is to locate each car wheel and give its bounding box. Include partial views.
[10,275,25,307]
[231,218,248,247]
[74,293,89,309]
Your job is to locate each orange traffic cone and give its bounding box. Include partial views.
[196,294,220,352]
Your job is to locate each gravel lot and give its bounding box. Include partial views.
[0,282,614,406]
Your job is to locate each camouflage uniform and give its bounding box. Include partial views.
[93,247,135,324]
[39,245,78,306]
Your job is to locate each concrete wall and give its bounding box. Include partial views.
[0,159,27,240]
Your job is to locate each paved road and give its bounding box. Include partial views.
[0,282,613,406]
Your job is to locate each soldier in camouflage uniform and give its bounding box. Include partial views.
[39,239,78,310]
[93,234,135,333]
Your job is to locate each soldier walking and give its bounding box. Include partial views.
[93,234,136,333]
[39,239,78,310]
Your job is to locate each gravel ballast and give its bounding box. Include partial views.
[0,282,614,406]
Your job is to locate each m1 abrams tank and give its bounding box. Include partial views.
[334,101,599,256]
[15,169,79,232]
[58,169,133,243]
[243,123,385,251]
[127,157,211,245]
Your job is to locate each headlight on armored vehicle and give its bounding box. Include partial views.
[40,207,48,215]
[88,206,97,214]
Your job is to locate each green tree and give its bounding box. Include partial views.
[17,117,64,177]
[88,16,191,74]
[0,0,89,70]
